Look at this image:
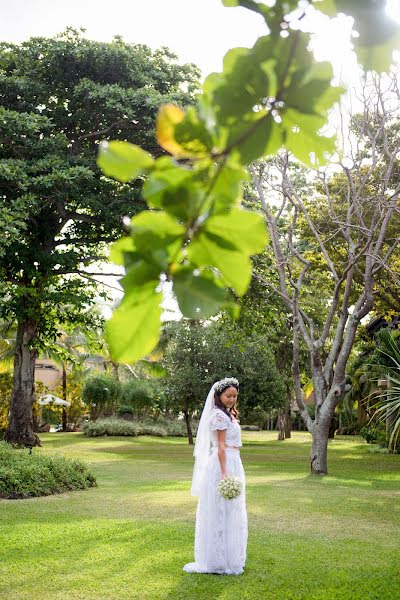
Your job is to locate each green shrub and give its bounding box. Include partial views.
[165,420,187,437]
[82,417,139,437]
[120,379,155,418]
[0,441,96,499]
[243,408,269,429]
[136,423,167,437]
[116,404,134,416]
[360,424,387,445]
[82,416,185,438]
[82,374,121,418]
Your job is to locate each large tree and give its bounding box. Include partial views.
[250,74,400,474]
[161,319,286,443]
[0,30,199,446]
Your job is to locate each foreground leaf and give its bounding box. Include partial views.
[97,141,153,182]
[106,285,162,362]
[173,268,227,318]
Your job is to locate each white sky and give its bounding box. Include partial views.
[0,0,267,77]
[2,0,398,81]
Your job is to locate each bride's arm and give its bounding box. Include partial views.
[217,429,228,479]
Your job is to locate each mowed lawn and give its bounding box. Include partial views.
[0,431,399,600]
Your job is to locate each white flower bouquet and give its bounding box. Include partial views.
[218,475,243,500]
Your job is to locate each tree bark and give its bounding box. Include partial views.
[184,405,193,445]
[357,398,369,426]
[5,319,41,447]
[284,402,292,439]
[62,362,67,431]
[310,427,329,475]
[277,408,285,440]
[328,414,339,439]
[112,361,119,382]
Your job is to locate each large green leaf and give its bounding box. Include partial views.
[109,236,135,266]
[130,211,186,254]
[229,114,283,165]
[106,284,162,362]
[143,160,206,220]
[204,208,268,254]
[173,268,227,318]
[97,141,153,182]
[208,160,248,213]
[121,259,161,287]
[188,232,252,296]
[355,32,400,73]
[283,109,336,166]
[142,157,192,205]
[211,47,277,125]
[285,62,344,117]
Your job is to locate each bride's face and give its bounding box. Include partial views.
[220,386,238,409]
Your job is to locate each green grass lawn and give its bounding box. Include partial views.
[1,431,399,600]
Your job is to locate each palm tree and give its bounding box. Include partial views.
[365,328,400,452]
[43,327,98,430]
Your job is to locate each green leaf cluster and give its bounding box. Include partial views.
[99,0,400,362]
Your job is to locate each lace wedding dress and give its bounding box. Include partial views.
[183,408,248,575]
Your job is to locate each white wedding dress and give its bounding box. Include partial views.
[183,408,248,575]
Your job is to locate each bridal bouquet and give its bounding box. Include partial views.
[218,475,243,500]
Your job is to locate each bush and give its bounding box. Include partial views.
[0,372,13,430]
[82,417,170,438]
[243,408,269,429]
[165,420,187,437]
[338,422,363,435]
[117,404,134,416]
[0,441,96,499]
[82,374,121,419]
[136,423,167,437]
[120,379,155,418]
[82,417,139,437]
[360,424,387,445]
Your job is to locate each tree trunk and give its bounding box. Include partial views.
[5,319,40,447]
[111,361,119,382]
[62,362,67,432]
[184,407,193,445]
[310,420,330,475]
[284,393,292,438]
[328,414,339,439]
[284,412,292,438]
[357,397,369,425]
[277,408,285,440]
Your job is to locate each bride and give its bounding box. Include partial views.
[183,377,248,575]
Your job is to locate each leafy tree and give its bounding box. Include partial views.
[0,30,199,446]
[119,379,156,419]
[161,319,285,443]
[251,72,400,473]
[82,373,121,419]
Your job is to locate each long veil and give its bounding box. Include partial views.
[190,382,217,496]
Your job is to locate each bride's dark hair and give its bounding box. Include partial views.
[214,380,240,422]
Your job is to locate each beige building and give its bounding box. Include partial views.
[35,359,62,390]
[35,356,107,390]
